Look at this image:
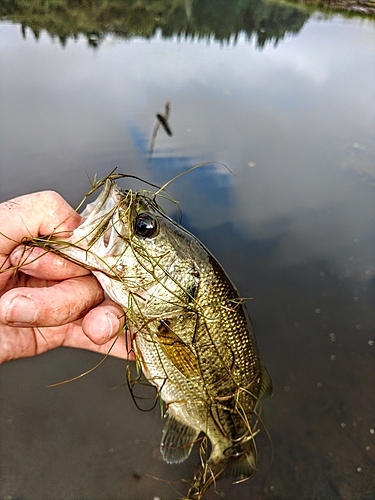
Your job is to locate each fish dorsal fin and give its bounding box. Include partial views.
[259,363,273,399]
[160,412,199,464]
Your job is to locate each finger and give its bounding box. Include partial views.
[63,322,132,360]
[0,322,131,364]
[0,323,72,363]
[9,245,90,280]
[81,299,126,345]
[0,191,82,289]
[0,275,104,327]
[0,191,81,255]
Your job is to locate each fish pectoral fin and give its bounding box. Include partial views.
[160,413,199,464]
[156,320,200,378]
[259,362,273,399]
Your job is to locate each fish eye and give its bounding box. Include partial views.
[133,213,158,238]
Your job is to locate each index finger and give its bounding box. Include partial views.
[9,245,91,280]
[0,191,81,252]
[0,191,82,287]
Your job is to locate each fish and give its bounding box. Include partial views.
[33,178,272,498]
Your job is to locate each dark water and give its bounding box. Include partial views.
[1,2,375,499]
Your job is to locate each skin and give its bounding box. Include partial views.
[0,190,130,364]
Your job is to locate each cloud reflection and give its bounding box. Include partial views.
[1,19,374,284]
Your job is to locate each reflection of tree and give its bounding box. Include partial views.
[1,0,310,48]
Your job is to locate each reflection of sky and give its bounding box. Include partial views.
[0,19,374,283]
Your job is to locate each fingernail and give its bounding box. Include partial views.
[5,295,37,325]
[98,312,121,344]
[10,247,32,267]
[10,246,37,269]
[10,247,24,263]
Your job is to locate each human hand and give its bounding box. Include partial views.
[0,191,129,364]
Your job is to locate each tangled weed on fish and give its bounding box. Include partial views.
[2,166,272,499]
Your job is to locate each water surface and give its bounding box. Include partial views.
[1,5,374,499]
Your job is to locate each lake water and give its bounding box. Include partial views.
[1,3,375,499]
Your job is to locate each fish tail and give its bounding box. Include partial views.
[186,440,257,499]
[222,445,257,479]
[213,437,257,480]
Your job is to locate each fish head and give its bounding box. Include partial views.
[56,179,205,316]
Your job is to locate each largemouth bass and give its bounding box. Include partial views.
[34,178,272,498]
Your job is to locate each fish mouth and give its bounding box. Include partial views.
[70,179,127,256]
[82,179,120,226]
